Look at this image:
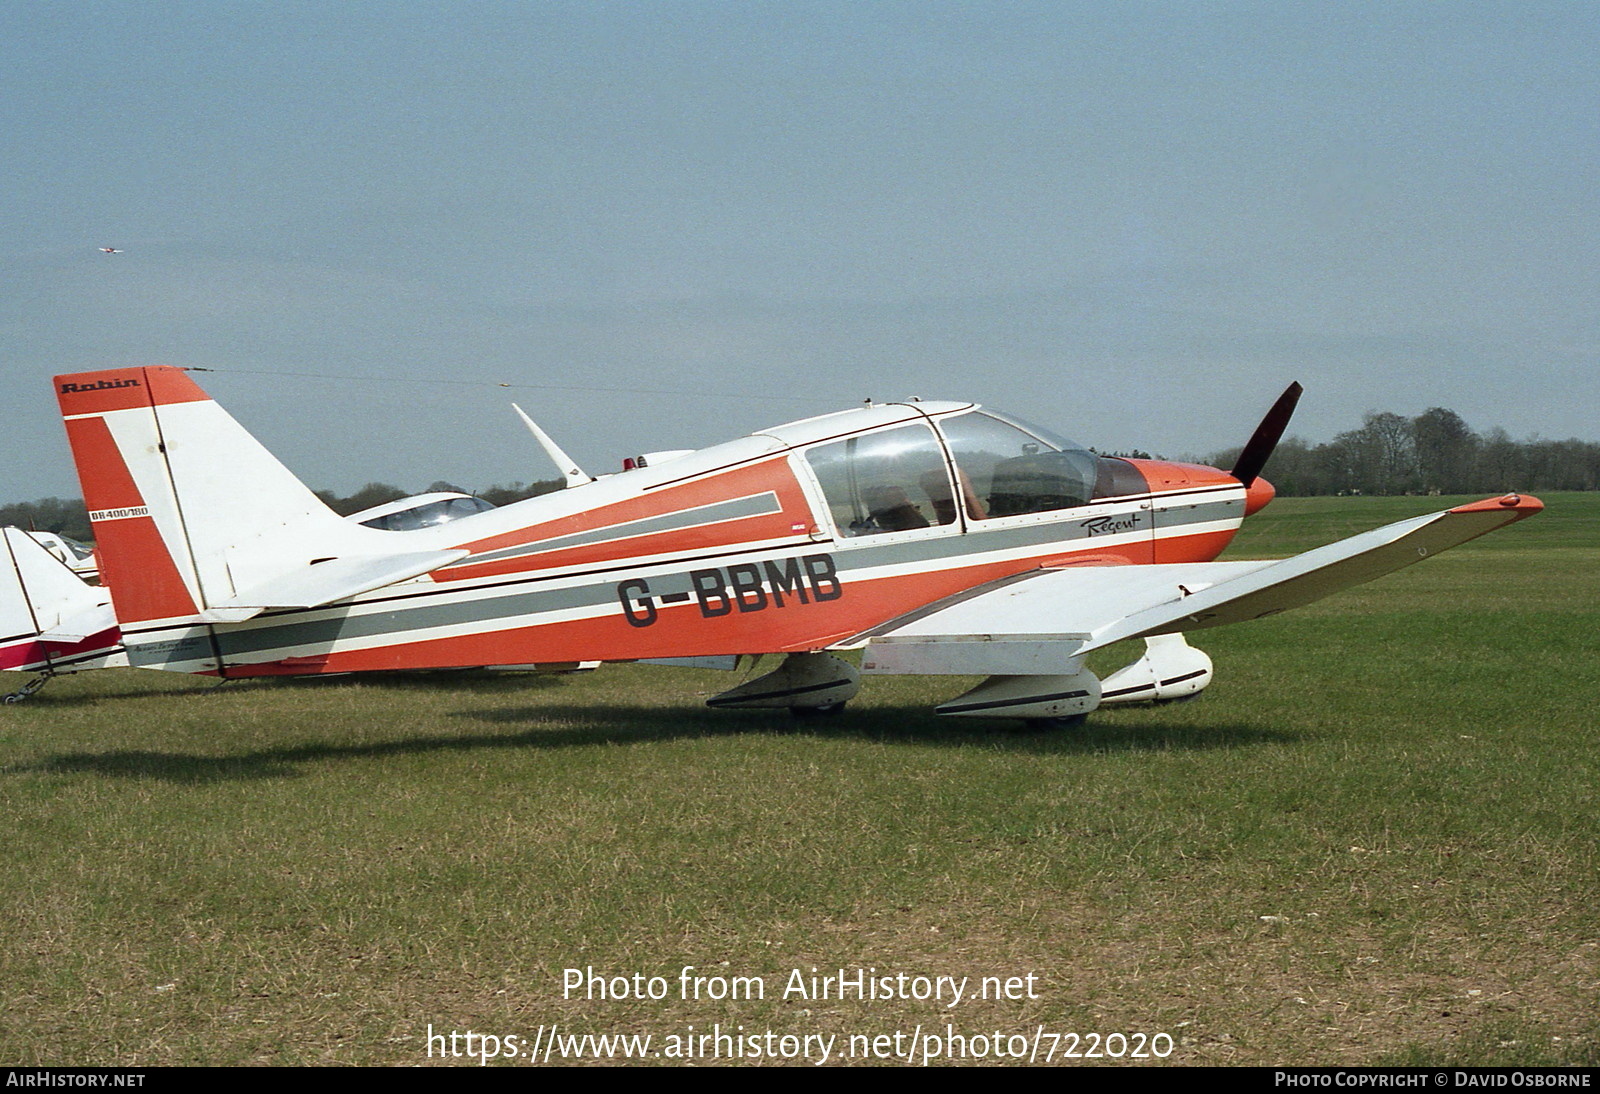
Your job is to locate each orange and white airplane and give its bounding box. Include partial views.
[9,366,1541,722]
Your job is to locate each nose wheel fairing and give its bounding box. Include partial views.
[1097,633,1213,705]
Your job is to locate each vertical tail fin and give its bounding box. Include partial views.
[0,527,122,672]
[55,367,464,628]
[56,368,209,624]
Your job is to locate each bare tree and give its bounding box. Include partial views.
[1411,407,1476,494]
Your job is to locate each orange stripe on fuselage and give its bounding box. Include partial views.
[1127,459,1246,561]
[439,458,817,581]
[1153,527,1239,563]
[216,536,1167,677]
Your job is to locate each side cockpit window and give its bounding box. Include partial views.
[937,411,1101,520]
[804,422,958,537]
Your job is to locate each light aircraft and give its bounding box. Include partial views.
[0,527,123,695]
[16,367,1540,723]
[0,490,561,694]
[25,530,99,581]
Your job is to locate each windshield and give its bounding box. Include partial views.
[55,535,95,562]
[936,410,1100,519]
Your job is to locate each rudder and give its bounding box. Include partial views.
[55,366,465,630]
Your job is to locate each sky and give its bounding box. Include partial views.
[2,1,1595,501]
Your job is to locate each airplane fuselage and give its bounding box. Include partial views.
[22,366,1539,723]
[100,400,1251,677]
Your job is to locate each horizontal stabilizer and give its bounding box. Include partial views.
[863,495,1541,675]
[206,549,469,616]
[39,600,119,644]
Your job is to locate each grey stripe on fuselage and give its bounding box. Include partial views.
[126,490,1241,668]
[449,492,784,568]
[124,631,213,670]
[822,489,1242,573]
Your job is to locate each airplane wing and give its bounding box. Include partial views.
[859,495,1542,675]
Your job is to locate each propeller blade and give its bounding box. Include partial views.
[1230,381,1303,487]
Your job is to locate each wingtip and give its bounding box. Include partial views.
[1447,493,1544,516]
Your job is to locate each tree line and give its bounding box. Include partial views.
[1201,408,1600,497]
[0,479,565,544]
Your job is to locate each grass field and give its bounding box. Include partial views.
[2,493,1596,1066]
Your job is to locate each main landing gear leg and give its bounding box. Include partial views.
[934,667,1103,727]
[705,652,860,715]
[3,673,52,704]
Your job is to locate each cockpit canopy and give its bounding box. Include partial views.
[803,409,1144,538]
[27,530,96,573]
[351,492,497,532]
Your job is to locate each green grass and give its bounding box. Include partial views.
[1,493,1596,1066]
